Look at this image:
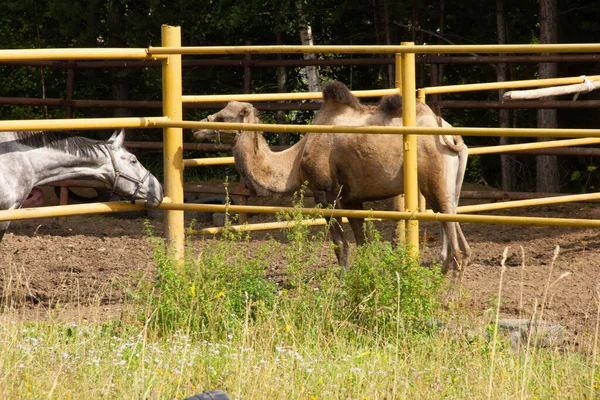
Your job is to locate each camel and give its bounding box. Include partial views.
[193,81,471,275]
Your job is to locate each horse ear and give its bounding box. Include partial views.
[109,129,126,147]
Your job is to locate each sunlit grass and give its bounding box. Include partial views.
[0,309,594,399]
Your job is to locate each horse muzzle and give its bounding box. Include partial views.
[142,175,164,207]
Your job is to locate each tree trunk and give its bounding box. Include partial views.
[296,1,321,93]
[374,0,393,87]
[437,0,444,88]
[244,41,252,94]
[536,0,560,193]
[276,31,289,146]
[411,0,419,43]
[107,5,131,118]
[497,0,515,191]
[382,1,394,87]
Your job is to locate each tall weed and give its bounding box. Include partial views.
[135,197,443,343]
[134,222,278,339]
[339,222,444,334]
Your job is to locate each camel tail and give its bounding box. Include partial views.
[442,135,466,153]
[322,81,362,110]
[455,143,469,204]
[377,95,403,116]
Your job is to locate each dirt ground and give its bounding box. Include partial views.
[2,186,600,350]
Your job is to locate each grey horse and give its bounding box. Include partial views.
[0,129,163,241]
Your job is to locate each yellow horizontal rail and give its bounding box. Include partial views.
[183,157,235,167]
[154,202,600,229]
[192,217,350,235]
[0,116,168,131]
[457,192,600,213]
[469,137,600,155]
[0,201,147,222]
[424,75,600,95]
[147,43,600,56]
[0,48,165,61]
[153,119,600,138]
[183,88,399,103]
[2,197,598,230]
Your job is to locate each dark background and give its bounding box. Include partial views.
[1,0,599,192]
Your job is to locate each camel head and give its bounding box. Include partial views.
[193,101,260,145]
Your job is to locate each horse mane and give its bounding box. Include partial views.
[14,131,105,158]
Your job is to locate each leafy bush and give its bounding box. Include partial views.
[133,222,278,338]
[338,223,444,334]
[135,206,444,341]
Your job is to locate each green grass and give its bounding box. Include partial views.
[1,212,598,399]
[0,307,595,399]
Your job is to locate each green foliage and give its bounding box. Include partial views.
[569,162,598,192]
[133,220,278,338]
[136,191,444,344]
[3,0,599,189]
[278,186,329,279]
[465,154,485,185]
[339,222,444,332]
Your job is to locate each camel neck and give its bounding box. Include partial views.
[233,130,305,196]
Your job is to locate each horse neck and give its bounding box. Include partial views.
[25,146,110,187]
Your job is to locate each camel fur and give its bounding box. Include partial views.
[193,81,471,275]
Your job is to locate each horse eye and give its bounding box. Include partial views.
[130,156,138,164]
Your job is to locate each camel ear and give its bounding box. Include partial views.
[240,104,257,123]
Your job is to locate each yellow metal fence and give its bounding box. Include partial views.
[1,24,599,263]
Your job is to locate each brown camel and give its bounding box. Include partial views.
[193,81,471,275]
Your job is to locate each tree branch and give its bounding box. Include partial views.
[392,21,499,74]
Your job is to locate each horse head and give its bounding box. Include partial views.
[105,129,163,207]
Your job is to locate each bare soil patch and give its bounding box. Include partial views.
[2,188,600,348]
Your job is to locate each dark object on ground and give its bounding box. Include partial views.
[54,186,112,204]
[54,185,149,219]
[22,188,45,208]
[183,390,231,400]
[186,195,232,223]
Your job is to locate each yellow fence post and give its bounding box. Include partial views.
[161,25,185,262]
[401,42,419,258]
[394,52,406,244]
[416,88,427,213]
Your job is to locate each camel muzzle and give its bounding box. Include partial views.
[193,128,217,141]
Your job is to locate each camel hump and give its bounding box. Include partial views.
[322,81,362,110]
[377,95,403,116]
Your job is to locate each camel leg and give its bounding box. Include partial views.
[342,200,366,247]
[315,191,349,267]
[455,222,472,279]
[439,220,462,277]
[432,196,462,277]
[391,195,405,246]
[425,197,461,275]
[328,216,349,267]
